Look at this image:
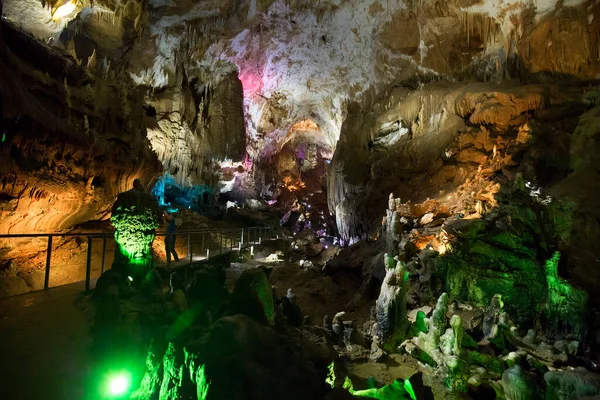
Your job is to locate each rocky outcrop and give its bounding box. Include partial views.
[327,82,560,242]
[92,250,326,400]
[230,266,275,325]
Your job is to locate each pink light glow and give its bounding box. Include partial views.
[243,153,254,170]
[239,70,263,98]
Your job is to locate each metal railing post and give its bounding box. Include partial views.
[230,231,233,253]
[187,233,191,266]
[189,233,193,266]
[100,236,107,274]
[44,236,52,289]
[220,232,223,255]
[85,236,92,292]
[201,232,205,252]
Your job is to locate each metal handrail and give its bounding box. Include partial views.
[0,226,288,294]
[0,227,269,238]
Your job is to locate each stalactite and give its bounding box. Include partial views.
[87,49,97,71]
[460,12,501,52]
[95,8,116,25]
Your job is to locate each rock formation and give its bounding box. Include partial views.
[110,184,160,283]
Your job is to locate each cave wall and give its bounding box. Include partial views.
[0,0,250,236]
[206,71,246,162]
[323,0,600,266]
[329,81,572,221]
[328,80,600,307]
[5,0,597,201]
[0,18,162,235]
[0,0,599,299]
[145,69,247,188]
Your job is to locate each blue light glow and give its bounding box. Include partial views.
[152,173,215,212]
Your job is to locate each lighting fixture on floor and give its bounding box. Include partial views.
[106,372,131,397]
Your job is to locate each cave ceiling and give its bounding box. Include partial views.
[2,0,598,173]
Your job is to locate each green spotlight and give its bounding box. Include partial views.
[107,373,130,397]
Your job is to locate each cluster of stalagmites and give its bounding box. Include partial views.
[363,172,595,398]
[396,291,596,397]
[90,169,596,399]
[90,237,435,399]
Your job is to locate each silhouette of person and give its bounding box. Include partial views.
[132,178,145,191]
[162,209,179,264]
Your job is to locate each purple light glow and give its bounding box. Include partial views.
[296,144,307,161]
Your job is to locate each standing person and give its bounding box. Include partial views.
[163,208,180,264]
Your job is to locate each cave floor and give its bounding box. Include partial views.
[225,243,372,328]
[0,281,92,400]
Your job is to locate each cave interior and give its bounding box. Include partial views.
[1,0,600,399]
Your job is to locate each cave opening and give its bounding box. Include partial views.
[270,118,337,240]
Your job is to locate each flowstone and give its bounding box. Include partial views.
[416,293,449,358]
[403,293,512,392]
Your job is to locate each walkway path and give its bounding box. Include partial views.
[0,248,253,399]
[0,231,281,399]
[0,281,92,400]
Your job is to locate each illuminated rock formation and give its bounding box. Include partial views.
[110,185,160,282]
[375,254,409,352]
